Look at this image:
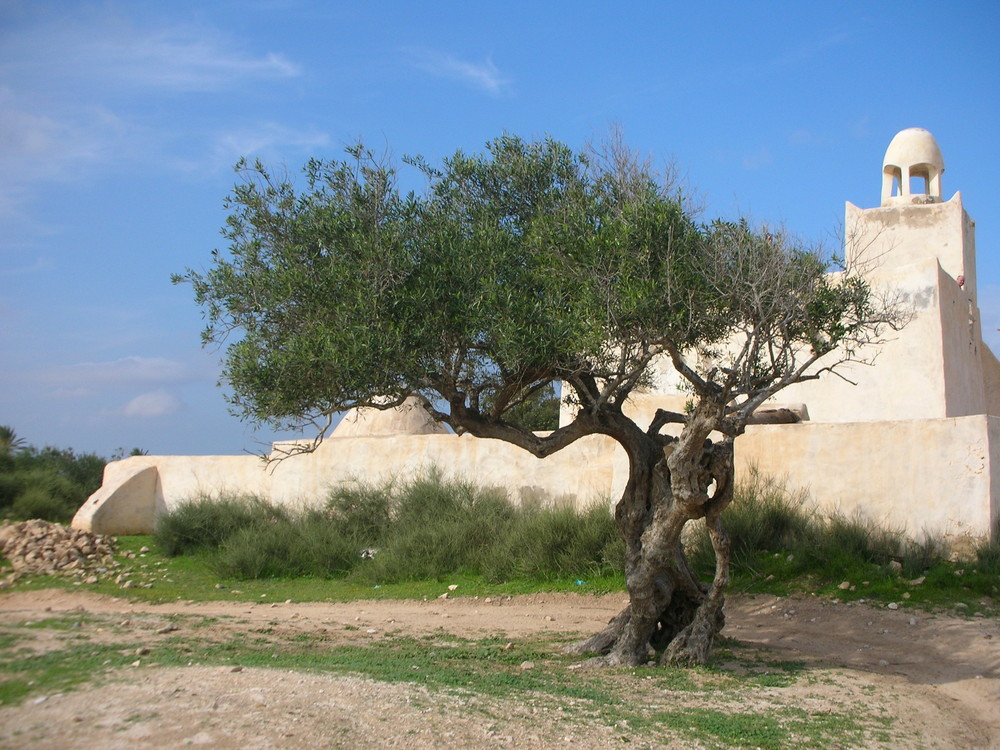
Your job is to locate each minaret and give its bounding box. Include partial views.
[880,127,945,206]
[847,127,974,300]
[826,127,989,421]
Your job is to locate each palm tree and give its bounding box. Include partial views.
[0,426,27,457]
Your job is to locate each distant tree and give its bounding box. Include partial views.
[112,447,150,461]
[0,426,27,458]
[0,433,107,523]
[178,134,900,666]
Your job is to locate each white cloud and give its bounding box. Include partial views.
[742,147,772,170]
[1,11,301,95]
[0,255,54,276]
[789,130,829,146]
[767,30,853,71]
[405,48,510,96]
[123,389,181,418]
[90,28,300,92]
[45,356,189,388]
[850,116,872,140]
[0,87,125,217]
[208,122,331,167]
[0,10,304,210]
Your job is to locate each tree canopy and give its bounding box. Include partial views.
[178,134,898,666]
[182,135,883,444]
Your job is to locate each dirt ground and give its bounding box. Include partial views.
[0,589,997,749]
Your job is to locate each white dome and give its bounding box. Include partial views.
[883,128,944,173]
[881,128,945,206]
[333,395,448,437]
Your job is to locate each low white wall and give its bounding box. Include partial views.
[735,415,998,544]
[74,416,998,544]
[74,432,622,534]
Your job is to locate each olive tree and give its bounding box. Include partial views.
[177,134,898,666]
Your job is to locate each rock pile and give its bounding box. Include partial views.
[0,519,117,586]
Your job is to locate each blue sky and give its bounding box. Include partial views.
[2,1,998,457]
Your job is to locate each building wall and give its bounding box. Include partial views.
[74,414,998,544]
[734,416,997,543]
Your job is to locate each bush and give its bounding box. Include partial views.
[154,470,622,583]
[211,514,358,579]
[0,436,108,523]
[685,467,970,587]
[687,470,816,575]
[976,535,1000,576]
[10,486,73,522]
[352,472,517,583]
[324,482,394,546]
[3,469,86,523]
[482,502,623,581]
[0,473,25,510]
[155,494,288,556]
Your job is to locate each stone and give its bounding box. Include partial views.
[0,520,116,581]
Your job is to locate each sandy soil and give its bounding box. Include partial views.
[0,589,997,749]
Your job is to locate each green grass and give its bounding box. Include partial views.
[0,610,904,748]
[5,534,621,605]
[12,467,998,615]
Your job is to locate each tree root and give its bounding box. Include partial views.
[660,595,726,666]
[563,606,629,656]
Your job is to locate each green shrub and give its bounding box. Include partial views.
[156,470,622,583]
[684,467,968,588]
[3,469,84,523]
[324,482,393,545]
[976,536,1000,576]
[211,513,361,579]
[482,502,622,581]
[0,473,25,510]
[0,435,108,522]
[212,521,309,578]
[687,470,817,576]
[353,472,517,583]
[154,494,288,556]
[10,486,74,522]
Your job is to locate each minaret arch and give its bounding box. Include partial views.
[881,127,945,206]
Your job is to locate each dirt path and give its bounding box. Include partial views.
[0,589,997,748]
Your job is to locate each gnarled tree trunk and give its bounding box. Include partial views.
[567,410,735,667]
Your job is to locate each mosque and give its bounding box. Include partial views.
[74,129,1000,547]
